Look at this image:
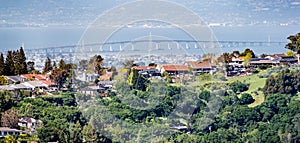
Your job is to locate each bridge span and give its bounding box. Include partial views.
[16,40,286,56]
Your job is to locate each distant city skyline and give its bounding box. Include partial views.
[0,0,299,53]
[0,0,299,28]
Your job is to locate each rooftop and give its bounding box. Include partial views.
[0,127,23,132]
[186,61,212,69]
[162,65,189,71]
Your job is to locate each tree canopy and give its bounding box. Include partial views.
[285,33,300,54]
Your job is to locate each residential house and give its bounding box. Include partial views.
[266,54,298,65]
[18,74,58,91]
[100,72,113,81]
[250,58,275,67]
[158,64,189,76]
[280,56,298,65]
[185,60,214,74]
[18,117,42,135]
[98,81,114,91]
[0,84,31,91]
[132,66,161,77]
[79,86,100,96]
[22,81,48,90]
[0,85,15,91]
[6,76,26,84]
[0,127,23,137]
[80,81,113,97]
[21,74,49,81]
[76,72,99,82]
[229,57,244,68]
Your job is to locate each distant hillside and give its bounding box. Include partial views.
[0,0,299,28]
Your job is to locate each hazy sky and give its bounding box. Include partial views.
[0,0,300,28]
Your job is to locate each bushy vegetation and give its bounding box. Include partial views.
[264,69,300,95]
[0,47,28,76]
[229,81,249,93]
[0,91,86,143]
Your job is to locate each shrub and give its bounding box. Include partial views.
[229,81,249,93]
[239,93,255,105]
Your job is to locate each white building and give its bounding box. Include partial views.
[0,127,23,137]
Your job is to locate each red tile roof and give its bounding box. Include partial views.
[100,72,113,81]
[162,65,189,72]
[42,80,56,86]
[21,74,49,81]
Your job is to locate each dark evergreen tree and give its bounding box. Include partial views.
[27,61,35,73]
[240,48,255,58]
[12,50,19,75]
[43,57,52,74]
[0,53,5,75]
[59,59,66,70]
[285,33,300,54]
[94,55,104,75]
[5,51,15,75]
[18,47,27,74]
[53,61,57,69]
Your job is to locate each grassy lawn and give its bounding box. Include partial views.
[227,74,267,107]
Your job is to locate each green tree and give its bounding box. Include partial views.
[285,33,300,54]
[50,68,69,89]
[5,51,15,75]
[219,53,231,64]
[17,47,27,74]
[230,81,249,93]
[53,61,57,68]
[239,93,255,105]
[0,91,13,113]
[4,135,15,143]
[0,76,8,85]
[59,59,66,70]
[263,69,298,95]
[0,53,5,75]
[148,63,157,66]
[43,57,52,74]
[27,61,35,73]
[243,52,252,67]
[94,55,104,75]
[199,90,211,101]
[240,48,255,58]
[286,50,295,56]
[83,116,112,143]
[128,69,149,91]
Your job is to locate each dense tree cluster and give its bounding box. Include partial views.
[127,69,149,91]
[219,48,256,64]
[0,47,28,76]
[49,59,76,89]
[264,69,300,95]
[229,81,249,93]
[76,74,300,142]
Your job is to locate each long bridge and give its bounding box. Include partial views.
[19,39,286,55]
